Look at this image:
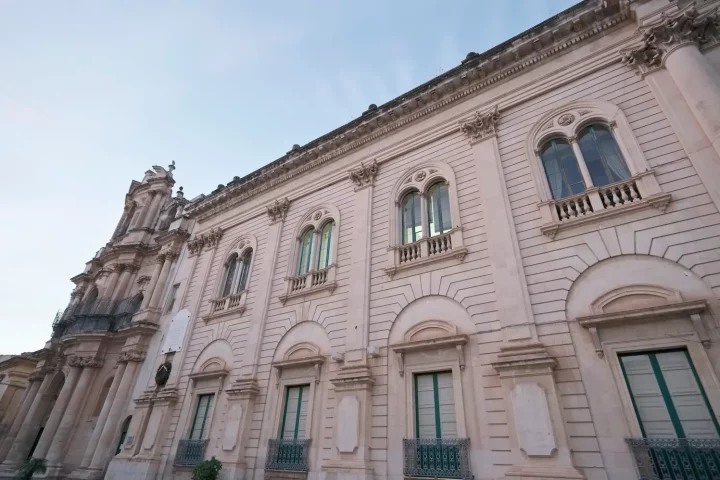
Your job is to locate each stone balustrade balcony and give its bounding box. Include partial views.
[539,171,672,238]
[279,265,337,304]
[402,438,472,480]
[626,437,720,480]
[203,290,248,321]
[385,229,467,278]
[174,439,208,467]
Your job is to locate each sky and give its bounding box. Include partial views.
[0,0,577,354]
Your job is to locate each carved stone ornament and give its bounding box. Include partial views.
[67,355,103,368]
[620,7,720,73]
[155,361,172,387]
[313,211,323,221]
[414,171,427,182]
[348,160,379,189]
[119,349,146,363]
[187,237,205,256]
[161,248,180,261]
[28,371,45,382]
[137,275,151,285]
[557,113,575,126]
[204,227,224,248]
[460,105,500,143]
[267,198,290,222]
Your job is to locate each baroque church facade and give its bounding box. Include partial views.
[2,0,720,479]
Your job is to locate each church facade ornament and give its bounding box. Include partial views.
[348,160,379,190]
[460,106,500,143]
[267,198,291,223]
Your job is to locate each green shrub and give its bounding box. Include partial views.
[192,457,222,480]
[15,458,47,480]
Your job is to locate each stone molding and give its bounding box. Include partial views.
[186,227,224,257]
[118,349,146,364]
[66,355,104,369]
[267,198,290,223]
[348,160,379,190]
[182,0,628,221]
[620,6,720,74]
[460,105,500,143]
[225,377,261,399]
[491,342,557,378]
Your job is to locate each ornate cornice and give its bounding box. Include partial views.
[183,0,628,221]
[267,198,290,223]
[118,349,146,363]
[620,6,720,73]
[348,160,379,190]
[460,105,500,143]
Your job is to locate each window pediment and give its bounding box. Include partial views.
[390,321,468,377]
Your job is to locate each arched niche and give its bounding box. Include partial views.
[189,339,233,386]
[272,321,331,363]
[388,295,475,345]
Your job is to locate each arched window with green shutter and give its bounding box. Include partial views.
[297,228,314,275]
[401,191,422,245]
[427,182,452,237]
[316,222,333,270]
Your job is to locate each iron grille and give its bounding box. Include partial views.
[52,294,142,338]
[175,439,208,467]
[626,437,720,480]
[403,438,472,479]
[265,438,311,472]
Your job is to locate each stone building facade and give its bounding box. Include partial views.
[2,0,720,479]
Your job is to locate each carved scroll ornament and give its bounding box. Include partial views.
[267,198,290,222]
[460,105,500,143]
[348,160,379,189]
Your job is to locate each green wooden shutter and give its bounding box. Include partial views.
[415,372,457,439]
[189,394,214,440]
[281,385,310,439]
[620,350,719,439]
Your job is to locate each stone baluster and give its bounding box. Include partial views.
[31,361,82,458]
[45,358,102,470]
[0,373,43,461]
[140,255,165,310]
[142,191,165,229]
[78,362,126,468]
[88,350,144,470]
[148,250,177,310]
[3,372,56,466]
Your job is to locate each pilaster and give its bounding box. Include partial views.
[216,378,260,479]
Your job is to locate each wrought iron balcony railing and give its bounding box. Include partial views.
[626,437,720,480]
[403,438,472,480]
[174,439,208,467]
[265,438,311,472]
[52,295,142,338]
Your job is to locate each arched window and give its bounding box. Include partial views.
[316,222,333,270]
[116,416,132,455]
[237,249,253,292]
[540,138,586,200]
[401,191,422,244]
[297,228,314,275]
[578,124,630,187]
[221,254,238,297]
[427,182,452,237]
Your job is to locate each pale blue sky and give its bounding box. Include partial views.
[0,1,577,354]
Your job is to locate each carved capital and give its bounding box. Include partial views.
[460,105,500,143]
[267,198,290,223]
[187,237,205,256]
[68,355,103,368]
[162,248,180,262]
[66,355,83,368]
[620,7,720,73]
[112,263,127,273]
[70,287,85,299]
[136,275,151,285]
[203,227,224,248]
[28,370,46,383]
[348,160,379,190]
[119,349,146,363]
[155,254,166,264]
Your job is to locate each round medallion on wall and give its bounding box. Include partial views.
[155,361,172,387]
[313,211,323,220]
[557,113,576,126]
[415,171,426,182]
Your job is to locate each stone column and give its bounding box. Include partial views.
[569,136,594,188]
[135,191,157,229]
[32,363,82,458]
[0,375,42,461]
[142,192,165,229]
[239,199,287,378]
[3,372,56,466]
[89,351,143,470]
[45,359,101,470]
[148,250,177,310]
[140,256,165,310]
[462,106,536,343]
[622,7,720,157]
[111,264,137,302]
[78,363,126,468]
[102,265,123,301]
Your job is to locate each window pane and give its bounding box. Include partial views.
[317,223,332,270]
[297,229,314,275]
[437,372,457,438]
[578,124,630,187]
[402,192,422,244]
[221,257,238,297]
[416,374,437,439]
[236,250,252,292]
[656,351,719,439]
[621,354,676,438]
[541,139,585,199]
[165,284,179,313]
[190,394,214,440]
[428,183,452,237]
